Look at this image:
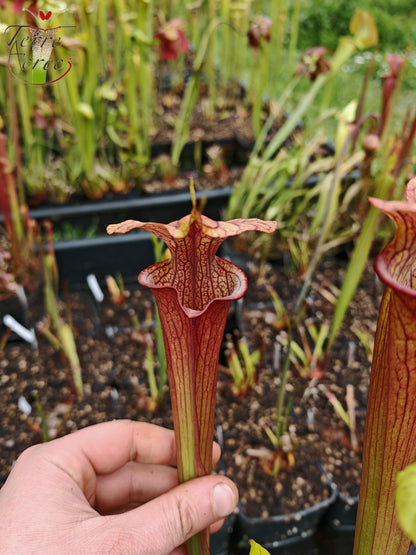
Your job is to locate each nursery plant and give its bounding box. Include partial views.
[0,1,263,201]
[246,14,272,138]
[221,333,262,397]
[328,50,416,347]
[130,301,166,412]
[107,184,277,555]
[226,10,379,279]
[353,178,416,554]
[245,0,303,138]
[169,16,226,168]
[0,130,41,298]
[38,221,83,399]
[1,1,381,208]
[1,1,155,199]
[277,318,329,380]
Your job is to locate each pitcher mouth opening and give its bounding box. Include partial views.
[138,257,248,317]
[375,253,416,298]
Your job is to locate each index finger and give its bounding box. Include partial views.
[36,420,220,502]
[45,419,221,479]
[48,420,178,476]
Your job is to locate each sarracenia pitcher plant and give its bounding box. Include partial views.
[107,186,277,555]
[354,177,416,554]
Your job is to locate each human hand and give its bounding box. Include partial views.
[0,420,238,554]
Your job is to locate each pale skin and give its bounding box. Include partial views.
[0,420,238,555]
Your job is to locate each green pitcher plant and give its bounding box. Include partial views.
[107,185,277,555]
[354,177,416,554]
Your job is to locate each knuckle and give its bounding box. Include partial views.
[20,443,42,459]
[168,493,199,542]
[177,496,196,538]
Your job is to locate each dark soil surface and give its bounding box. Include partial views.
[150,79,256,148]
[218,255,380,520]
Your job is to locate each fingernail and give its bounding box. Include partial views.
[212,483,236,518]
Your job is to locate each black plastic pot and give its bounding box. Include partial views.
[0,294,27,340]
[317,506,416,555]
[30,187,233,237]
[322,491,358,532]
[0,295,24,319]
[44,187,232,288]
[319,464,359,534]
[151,137,251,172]
[315,524,355,555]
[211,512,237,555]
[54,232,154,288]
[0,286,42,343]
[232,479,337,551]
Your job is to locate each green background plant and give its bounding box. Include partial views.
[0,0,414,205]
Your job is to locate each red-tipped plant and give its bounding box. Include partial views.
[154,17,190,61]
[107,186,276,555]
[380,53,405,136]
[354,177,416,554]
[295,46,331,82]
[39,221,83,400]
[0,132,41,297]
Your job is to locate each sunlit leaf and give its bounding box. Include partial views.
[350,9,378,49]
[249,539,271,555]
[76,102,94,120]
[396,462,416,543]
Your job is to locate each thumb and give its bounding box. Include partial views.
[97,475,238,555]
